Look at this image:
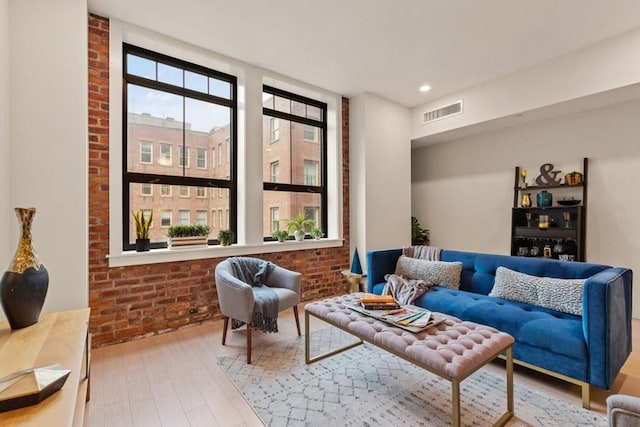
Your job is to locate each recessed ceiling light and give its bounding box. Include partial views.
[419,85,431,93]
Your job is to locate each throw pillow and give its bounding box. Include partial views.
[489,266,539,305]
[394,255,462,289]
[489,266,584,316]
[536,277,584,316]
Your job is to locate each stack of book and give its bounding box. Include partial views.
[360,295,400,310]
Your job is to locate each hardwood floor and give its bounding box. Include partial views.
[85,310,640,426]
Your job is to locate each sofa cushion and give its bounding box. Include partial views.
[489,266,584,316]
[395,255,462,289]
[414,287,587,362]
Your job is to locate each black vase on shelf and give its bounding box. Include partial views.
[0,207,49,330]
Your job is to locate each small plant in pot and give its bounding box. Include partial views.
[132,209,152,252]
[272,229,289,242]
[218,229,234,246]
[167,224,211,248]
[286,214,315,241]
[310,226,323,240]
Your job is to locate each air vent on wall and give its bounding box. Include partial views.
[422,100,463,124]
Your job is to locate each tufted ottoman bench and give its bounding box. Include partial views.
[305,293,515,427]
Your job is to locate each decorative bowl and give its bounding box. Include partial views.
[557,199,581,206]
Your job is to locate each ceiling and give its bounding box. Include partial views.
[88,0,640,108]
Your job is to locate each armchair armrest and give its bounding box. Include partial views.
[583,267,633,389]
[266,265,302,296]
[215,267,255,324]
[366,248,402,293]
[607,394,640,427]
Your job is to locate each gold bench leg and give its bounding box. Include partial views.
[452,379,461,427]
[304,309,363,364]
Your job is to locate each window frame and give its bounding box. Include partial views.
[262,85,328,241]
[122,43,237,251]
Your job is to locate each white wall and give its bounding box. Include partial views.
[411,99,640,317]
[0,0,9,277]
[4,0,88,319]
[350,93,411,268]
[411,27,640,142]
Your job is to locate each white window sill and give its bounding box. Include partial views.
[107,238,344,268]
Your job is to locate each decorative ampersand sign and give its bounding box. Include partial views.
[535,163,562,185]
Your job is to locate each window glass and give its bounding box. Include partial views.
[185,70,208,93]
[263,191,322,237]
[126,54,155,79]
[123,44,236,250]
[262,86,326,239]
[209,78,231,99]
[157,63,183,86]
[159,143,172,166]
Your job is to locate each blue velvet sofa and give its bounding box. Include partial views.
[367,248,633,408]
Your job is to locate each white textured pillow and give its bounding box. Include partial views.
[489,267,539,305]
[536,278,585,316]
[395,255,462,289]
[489,266,584,316]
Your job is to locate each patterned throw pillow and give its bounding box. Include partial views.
[394,255,462,289]
[489,266,584,316]
[489,267,539,305]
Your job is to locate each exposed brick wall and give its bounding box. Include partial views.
[88,14,351,347]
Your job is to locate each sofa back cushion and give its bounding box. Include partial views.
[394,255,462,289]
[440,249,610,296]
[489,266,585,315]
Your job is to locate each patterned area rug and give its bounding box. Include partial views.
[218,328,606,427]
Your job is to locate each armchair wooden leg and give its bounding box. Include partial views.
[222,316,229,346]
[293,305,301,337]
[246,325,252,364]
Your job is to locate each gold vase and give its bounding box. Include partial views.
[521,193,532,208]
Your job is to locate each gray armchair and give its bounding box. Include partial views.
[607,394,640,427]
[214,257,301,364]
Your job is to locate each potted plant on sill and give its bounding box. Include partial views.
[218,229,234,246]
[286,214,315,241]
[132,209,152,252]
[310,226,323,240]
[272,230,289,242]
[167,224,211,248]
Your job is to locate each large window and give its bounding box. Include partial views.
[262,86,327,240]
[123,44,236,250]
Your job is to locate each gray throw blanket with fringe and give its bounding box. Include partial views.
[403,245,441,260]
[382,273,433,305]
[227,257,279,333]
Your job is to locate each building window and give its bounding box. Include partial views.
[140,141,152,164]
[160,184,171,197]
[304,206,319,224]
[262,85,327,239]
[217,143,222,166]
[196,148,206,169]
[270,118,280,142]
[271,207,280,232]
[303,160,318,185]
[123,44,236,250]
[196,210,207,225]
[140,183,152,196]
[161,210,172,227]
[179,146,190,168]
[196,187,206,198]
[159,143,172,166]
[211,147,216,169]
[179,210,190,225]
[303,125,318,142]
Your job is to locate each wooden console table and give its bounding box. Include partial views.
[0,308,90,426]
